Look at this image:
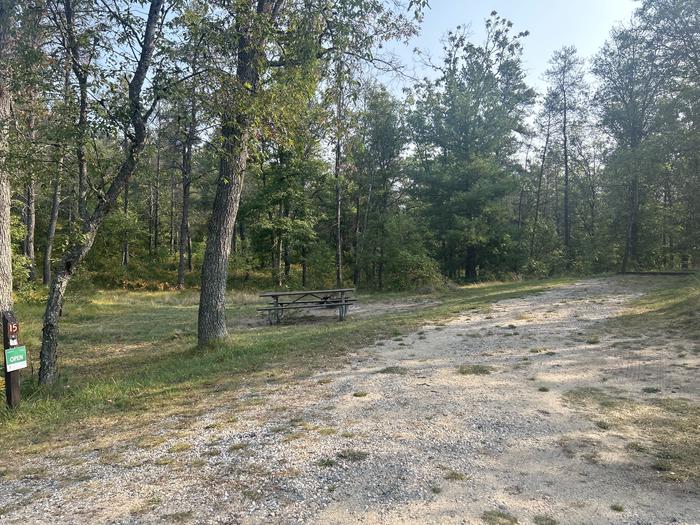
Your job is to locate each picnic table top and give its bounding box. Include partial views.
[259,288,355,298]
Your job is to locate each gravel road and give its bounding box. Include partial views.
[2,276,698,524]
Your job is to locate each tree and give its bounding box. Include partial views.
[0,0,17,314]
[544,46,586,265]
[39,0,166,385]
[409,13,535,280]
[196,0,422,346]
[593,22,666,271]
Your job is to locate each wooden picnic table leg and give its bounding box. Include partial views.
[339,291,346,321]
[275,296,281,324]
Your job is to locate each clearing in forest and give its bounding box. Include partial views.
[0,276,698,524]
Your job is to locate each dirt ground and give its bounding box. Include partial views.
[1,276,698,524]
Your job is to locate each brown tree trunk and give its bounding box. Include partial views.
[197,1,280,346]
[24,178,37,279]
[0,0,15,313]
[530,114,551,259]
[563,94,571,265]
[197,118,249,344]
[177,150,191,289]
[43,163,61,285]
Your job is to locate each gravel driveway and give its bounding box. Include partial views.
[2,276,698,524]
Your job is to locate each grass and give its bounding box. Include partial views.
[533,516,558,525]
[0,279,571,453]
[564,388,699,481]
[375,366,408,375]
[481,510,518,524]
[336,449,369,462]
[443,469,466,481]
[610,504,624,512]
[561,276,700,483]
[316,458,337,468]
[457,364,493,375]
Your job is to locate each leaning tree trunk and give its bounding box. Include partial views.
[197,119,249,345]
[40,0,164,385]
[43,165,61,285]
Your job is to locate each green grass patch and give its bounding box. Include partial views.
[482,510,518,524]
[375,366,408,375]
[457,364,493,375]
[336,449,369,462]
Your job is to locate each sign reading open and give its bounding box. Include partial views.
[5,346,27,372]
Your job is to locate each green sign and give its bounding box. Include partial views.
[4,346,27,373]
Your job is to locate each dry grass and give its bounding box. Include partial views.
[564,388,700,482]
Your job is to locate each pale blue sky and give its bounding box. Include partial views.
[384,0,638,92]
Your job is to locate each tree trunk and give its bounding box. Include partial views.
[122,179,129,267]
[197,119,249,345]
[621,168,640,272]
[170,173,176,254]
[65,0,89,222]
[334,61,344,288]
[177,148,191,289]
[24,178,37,279]
[0,0,15,313]
[530,114,551,259]
[562,95,571,266]
[44,163,61,285]
[352,193,360,286]
[196,2,279,346]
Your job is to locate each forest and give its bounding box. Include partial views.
[1,0,699,381]
[1,2,699,523]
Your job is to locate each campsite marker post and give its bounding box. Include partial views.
[3,311,25,408]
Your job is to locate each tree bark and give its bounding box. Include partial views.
[562,91,571,266]
[64,0,89,221]
[177,134,192,288]
[334,74,343,288]
[0,0,15,313]
[24,178,37,279]
[43,163,61,285]
[197,118,249,344]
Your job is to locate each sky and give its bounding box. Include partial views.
[383,0,638,92]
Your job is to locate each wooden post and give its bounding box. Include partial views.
[3,311,21,408]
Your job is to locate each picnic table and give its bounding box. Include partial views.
[257,288,356,324]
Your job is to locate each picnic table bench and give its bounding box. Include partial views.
[257,288,356,324]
